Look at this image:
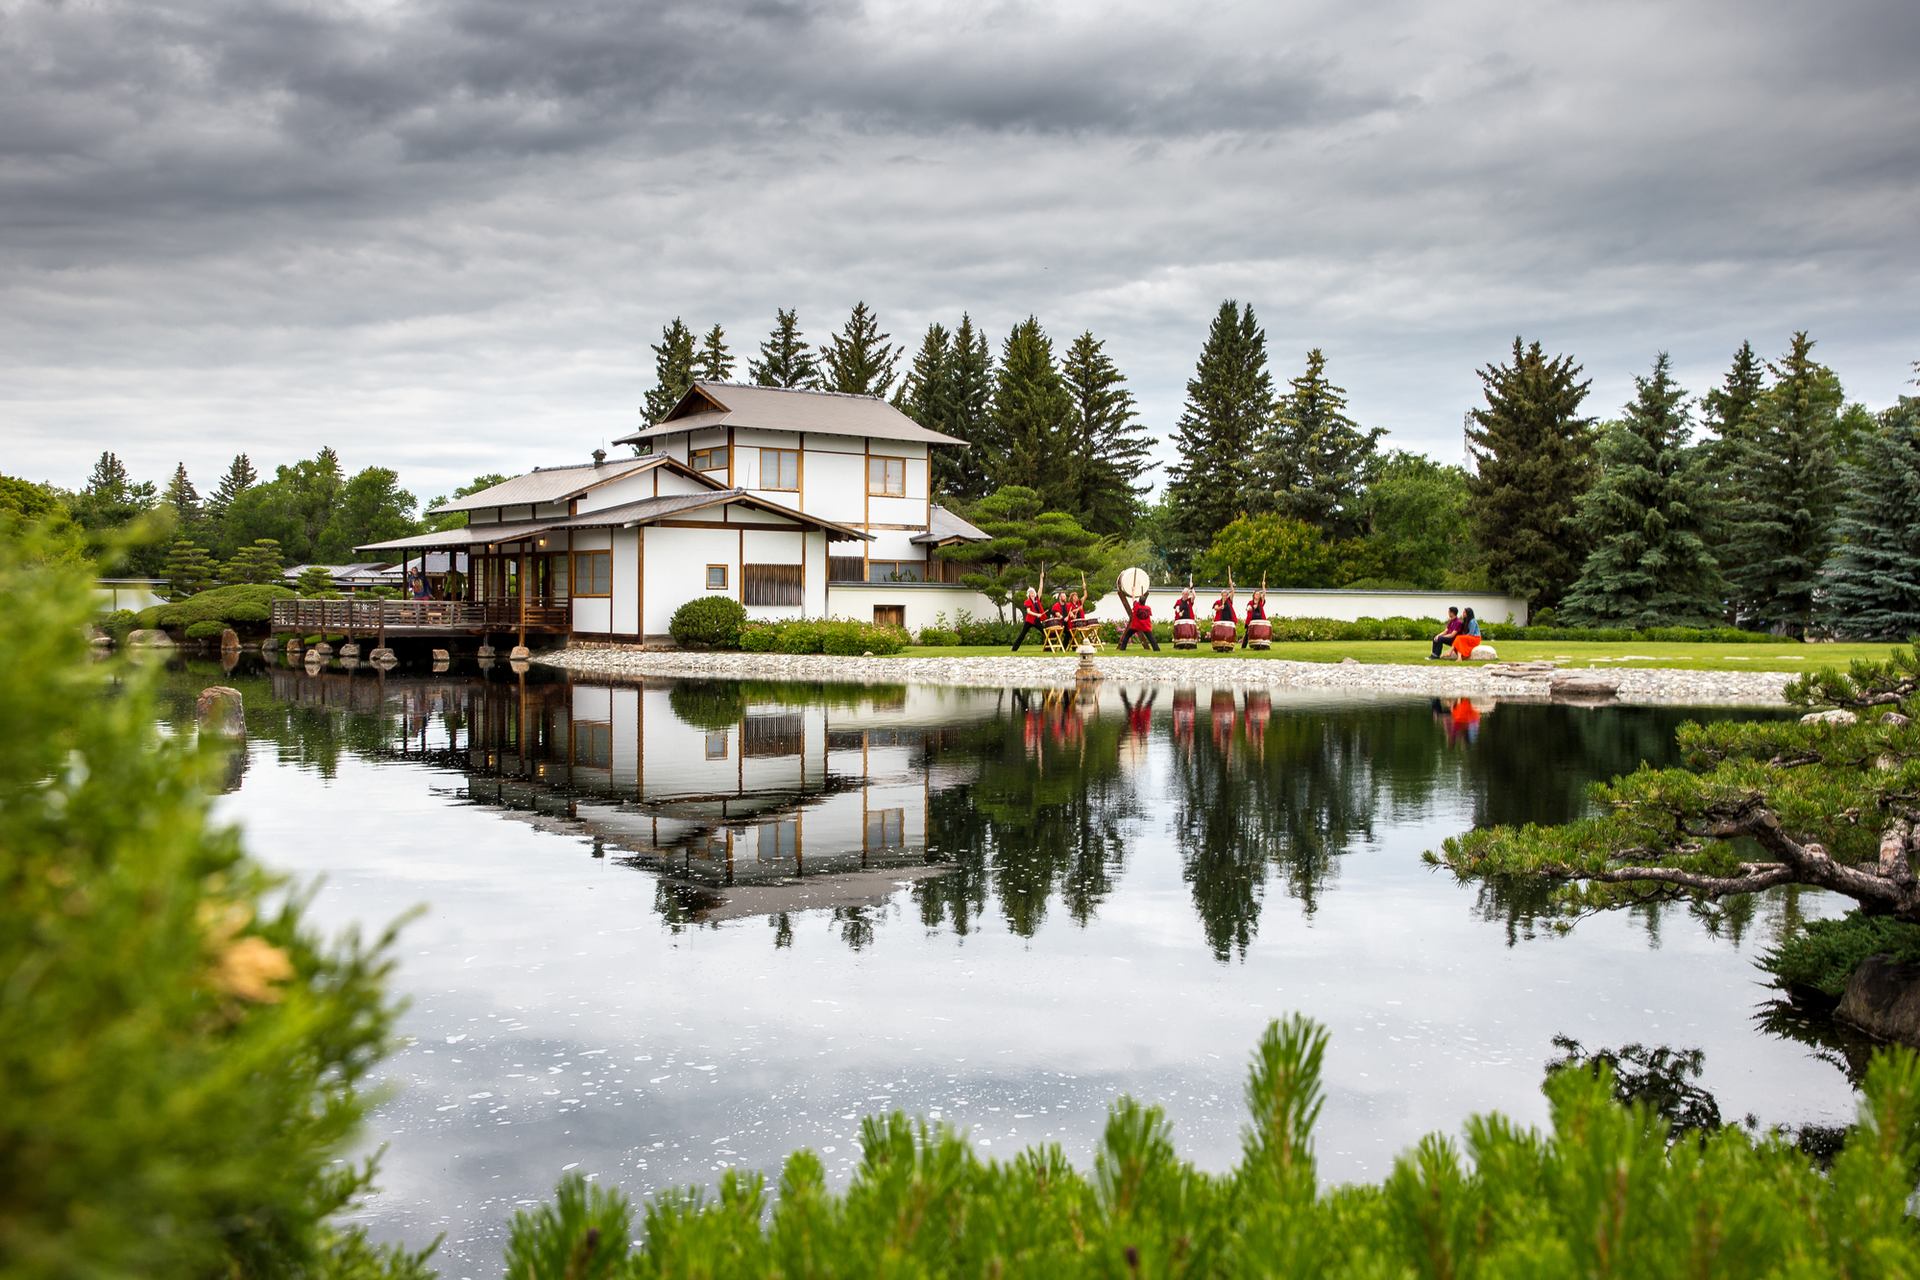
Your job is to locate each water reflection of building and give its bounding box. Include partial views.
[269,667,1002,926]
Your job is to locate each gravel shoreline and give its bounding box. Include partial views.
[540,647,1795,707]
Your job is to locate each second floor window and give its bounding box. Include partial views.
[867,455,906,496]
[759,447,799,491]
[690,445,728,473]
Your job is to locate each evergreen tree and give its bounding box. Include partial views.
[898,322,953,431]
[161,539,216,599]
[936,485,1102,613]
[1465,337,1596,609]
[160,463,201,535]
[205,453,256,520]
[295,564,340,598]
[1822,380,1920,640]
[695,324,734,382]
[747,309,819,388]
[1163,301,1275,575]
[985,318,1075,511]
[71,450,155,533]
[821,301,901,398]
[222,538,284,585]
[1250,348,1382,541]
[1720,331,1845,634]
[933,313,995,501]
[642,318,699,426]
[1701,340,1765,448]
[1560,354,1724,628]
[1061,330,1151,536]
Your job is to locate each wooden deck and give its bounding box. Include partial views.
[271,598,570,638]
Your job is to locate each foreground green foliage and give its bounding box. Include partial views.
[1437,647,1920,922]
[1765,912,1920,999]
[504,1014,1920,1277]
[0,529,423,1278]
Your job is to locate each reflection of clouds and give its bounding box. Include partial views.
[218,684,1852,1273]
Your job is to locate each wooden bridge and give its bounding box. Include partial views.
[270,598,571,642]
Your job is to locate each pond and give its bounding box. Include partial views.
[164,658,1848,1273]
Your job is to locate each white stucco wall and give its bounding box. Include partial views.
[1084,587,1528,625]
[803,447,866,524]
[824,583,1002,631]
[644,526,738,637]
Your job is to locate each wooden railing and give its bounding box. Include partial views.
[271,599,571,633]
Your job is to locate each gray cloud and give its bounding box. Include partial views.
[2,0,1916,498]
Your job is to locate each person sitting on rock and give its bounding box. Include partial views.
[1429,606,1461,659]
[1451,607,1484,659]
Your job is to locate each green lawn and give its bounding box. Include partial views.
[896,639,1906,674]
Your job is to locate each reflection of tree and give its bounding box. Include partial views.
[913,692,1137,939]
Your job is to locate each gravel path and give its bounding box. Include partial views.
[541,647,1795,707]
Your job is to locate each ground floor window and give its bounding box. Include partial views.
[867,560,925,583]
[571,551,611,597]
[572,721,612,768]
[865,808,905,850]
[706,564,729,591]
[744,563,803,605]
[756,819,798,861]
[873,605,905,628]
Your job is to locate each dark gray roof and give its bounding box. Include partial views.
[616,381,967,447]
[427,456,661,515]
[358,490,872,553]
[911,504,990,544]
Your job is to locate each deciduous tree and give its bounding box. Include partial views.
[1194,513,1337,588]
[1465,337,1595,609]
[1359,453,1480,589]
[1560,353,1724,628]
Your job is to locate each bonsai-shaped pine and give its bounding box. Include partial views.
[505,1012,1920,1275]
[0,524,428,1277]
[222,536,284,584]
[1434,647,1920,923]
[295,563,341,598]
[937,485,1103,615]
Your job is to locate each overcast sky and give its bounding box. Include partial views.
[5,0,1917,501]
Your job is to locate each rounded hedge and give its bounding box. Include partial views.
[669,596,747,649]
[183,620,229,642]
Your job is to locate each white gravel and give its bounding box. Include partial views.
[541,646,1795,707]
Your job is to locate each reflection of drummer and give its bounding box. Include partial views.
[1240,588,1267,649]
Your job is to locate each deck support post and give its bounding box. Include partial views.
[517,547,528,649]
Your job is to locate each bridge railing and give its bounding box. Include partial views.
[270,599,571,633]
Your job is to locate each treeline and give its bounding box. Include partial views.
[648,301,1920,637]
[0,447,498,593]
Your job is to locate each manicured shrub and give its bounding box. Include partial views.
[1763,911,1920,1000]
[738,623,779,653]
[505,1013,1920,1276]
[183,619,229,642]
[101,608,137,644]
[135,582,295,635]
[1,531,427,1278]
[668,596,747,649]
[773,621,824,653]
[917,625,959,646]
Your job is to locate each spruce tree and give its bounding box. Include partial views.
[934,313,995,501]
[161,463,201,535]
[897,322,952,428]
[985,318,1075,511]
[1720,331,1845,634]
[1701,340,1765,451]
[820,301,901,398]
[747,309,819,388]
[204,454,256,523]
[1061,330,1151,536]
[1560,354,1724,628]
[1251,348,1383,541]
[695,324,734,382]
[162,539,216,598]
[1163,301,1275,575]
[1465,337,1596,609]
[1822,380,1920,640]
[642,318,699,425]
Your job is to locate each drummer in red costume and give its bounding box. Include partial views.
[1010,586,1048,651]
[1118,588,1158,650]
[1240,588,1268,649]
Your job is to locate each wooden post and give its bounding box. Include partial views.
[517,546,528,647]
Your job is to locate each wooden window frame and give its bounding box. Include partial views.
[758,447,799,492]
[867,455,906,497]
[571,550,611,598]
[865,807,905,850]
[704,729,729,760]
[572,720,613,768]
[705,564,729,592]
[690,445,729,473]
[866,560,925,584]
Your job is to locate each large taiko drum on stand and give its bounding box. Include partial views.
[1210,620,1237,651]
[1246,618,1272,650]
[1172,618,1199,649]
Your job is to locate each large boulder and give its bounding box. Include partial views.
[1837,954,1920,1048]
[1469,643,1500,661]
[126,629,174,648]
[1800,709,1858,727]
[195,686,246,740]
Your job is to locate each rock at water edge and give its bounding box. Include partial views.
[126,629,175,648]
[509,645,532,661]
[338,641,361,659]
[195,686,246,739]
[1837,954,1920,1048]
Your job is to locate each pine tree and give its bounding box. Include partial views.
[1822,379,1920,640]
[1720,332,1845,634]
[1250,349,1382,541]
[1061,330,1151,536]
[204,454,256,523]
[161,539,216,599]
[161,463,201,534]
[222,538,283,585]
[1163,301,1275,574]
[747,309,819,388]
[933,313,996,501]
[642,318,699,425]
[985,318,1075,511]
[1465,337,1596,609]
[898,322,952,428]
[1701,340,1765,457]
[695,324,734,382]
[821,301,901,398]
[1559,354,1724,628]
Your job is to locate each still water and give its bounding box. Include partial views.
[166,659,1843,1273]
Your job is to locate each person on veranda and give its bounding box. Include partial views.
[1429,606,1461,659]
